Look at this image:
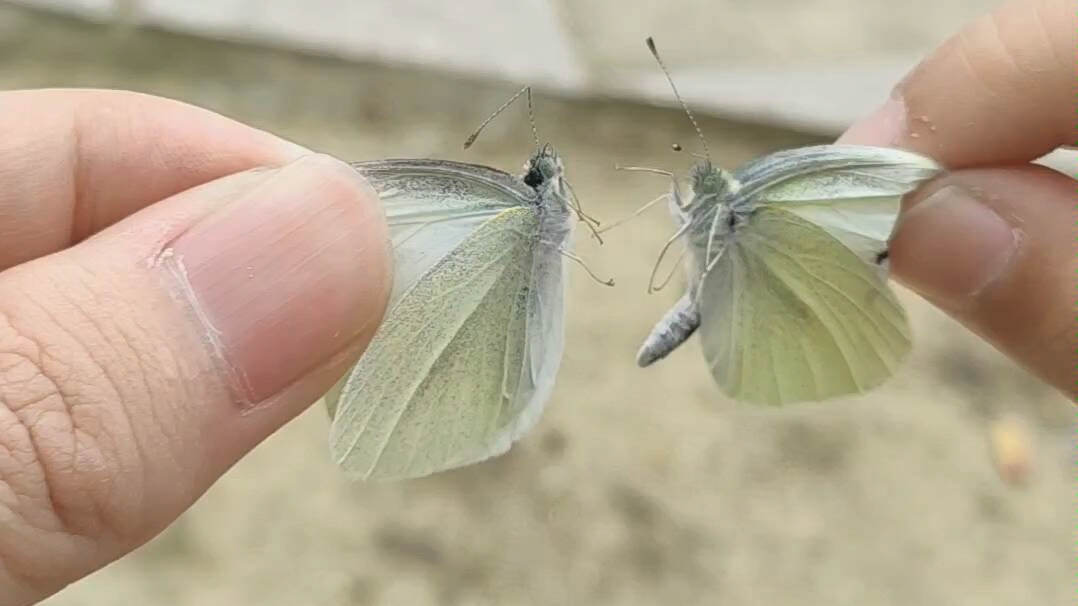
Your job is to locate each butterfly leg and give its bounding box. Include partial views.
[554,246,615,286]
[636,293,700,367]
[647,222,691,292]
[595,191,670,235]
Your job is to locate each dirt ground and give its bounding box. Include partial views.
[4,7,1073,606]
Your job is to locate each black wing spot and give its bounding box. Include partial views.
[875,249,889,264]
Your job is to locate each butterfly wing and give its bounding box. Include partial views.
[697,206,912,404]
[696,145,942,404]
[327,159,569,481]
[354,159,529,302]
[735,144,943,268]
[323,159,532,417]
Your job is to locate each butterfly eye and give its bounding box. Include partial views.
[525,157,560,188]
[523,166,544,188]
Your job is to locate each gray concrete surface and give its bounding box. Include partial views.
[0,6,1072,606]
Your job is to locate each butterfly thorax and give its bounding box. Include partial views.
[522,146,574,246]
[684,160,751,262]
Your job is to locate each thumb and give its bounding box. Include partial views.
[835,0,1078,399]
[887,165,1077,399]
[0,154,390,604]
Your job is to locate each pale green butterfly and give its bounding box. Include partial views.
[324,87,609,481]
[630,38,945,406]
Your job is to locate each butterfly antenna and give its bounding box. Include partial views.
[670,142,710,164]
[646,37,710,163]
[557,247,615,286]
[525,86,541,150]
[464,85,532,149]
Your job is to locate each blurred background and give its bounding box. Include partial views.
[4,0,1073,604]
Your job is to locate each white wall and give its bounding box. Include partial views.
[1,0,999,136]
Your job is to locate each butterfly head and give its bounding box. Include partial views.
[687,160,738,209]
[523,143,563,190]
[683,159,749,256]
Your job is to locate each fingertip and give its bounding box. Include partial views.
[890,165,1078,397]
[167,153,391,408]
[839,0,1077,167]
[890,183,1018,311]
[836,97,907,148]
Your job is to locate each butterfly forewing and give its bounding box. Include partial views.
[330,207,540,480]
[327,153,574,480]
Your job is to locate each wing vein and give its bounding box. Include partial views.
[365,242,524,473]
[747,212,897,385]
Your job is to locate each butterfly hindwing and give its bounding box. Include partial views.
[696,205,912,405]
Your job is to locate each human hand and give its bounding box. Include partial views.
[839,0,1077,398]
[0,89,391,605]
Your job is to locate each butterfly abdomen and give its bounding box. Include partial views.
[637,294,701,367]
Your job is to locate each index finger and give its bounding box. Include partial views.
[839,0,1077,167]
[0,89,310,271]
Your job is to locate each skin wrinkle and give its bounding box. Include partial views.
[0,356,54,524]
[0,310,62,480]
[0,321,83,591]
[953,34,1004,104]
[1032,1,1068,72]
[8,301,109,541]
[1022,1,1068,75]
[68,103,88,246]
[57,264,166,486]
[0,269,154,551]
[986,12,1022,77]
[60,276,156,536]
[62,264,190,539]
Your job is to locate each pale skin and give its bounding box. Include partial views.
[1,0,1075,602]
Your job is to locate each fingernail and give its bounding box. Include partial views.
[168,154,389,406]
[837,96,907,146]
[891,185,1018,309]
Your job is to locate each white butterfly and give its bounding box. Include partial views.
[325,89,606,480]
[634,38,945,406]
